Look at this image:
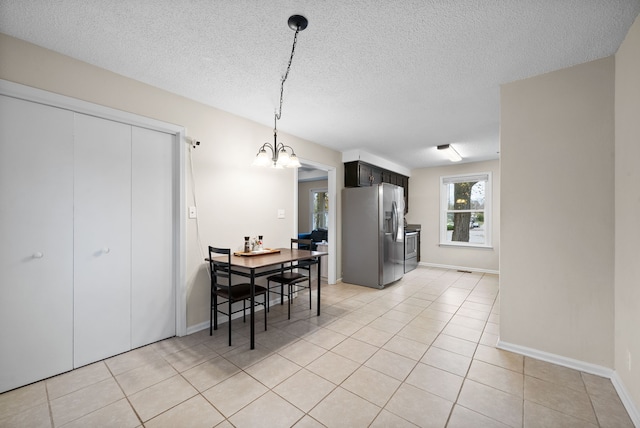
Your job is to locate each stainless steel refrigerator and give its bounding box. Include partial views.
[342,183,405,289]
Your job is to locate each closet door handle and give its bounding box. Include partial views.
[102,247,111,254]
[32,252,44,259]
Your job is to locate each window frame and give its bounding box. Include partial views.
[309,187,329,231]
[439,172,492,248]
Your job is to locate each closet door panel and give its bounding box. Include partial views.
[74,114,131,367]
[0,96,74,392]
[131,127,175,347]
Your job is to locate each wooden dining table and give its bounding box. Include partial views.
[207,248,328,349]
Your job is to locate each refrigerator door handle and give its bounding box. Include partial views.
[391,201,398,242]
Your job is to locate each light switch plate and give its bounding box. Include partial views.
[277,209,285,219]
[188,206,197,219]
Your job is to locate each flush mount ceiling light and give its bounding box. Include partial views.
[253,15,308,169]
[437,144,462,162]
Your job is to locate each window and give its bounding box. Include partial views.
[310,188,328,230]
[440,173,491,247]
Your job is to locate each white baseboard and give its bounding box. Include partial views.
[421,262,499,275]
[186,320,209,336]
[611,371,640,427]
[497,340,613,377]
[498,340,639,426]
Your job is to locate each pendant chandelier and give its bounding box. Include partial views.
[253,15,308,169]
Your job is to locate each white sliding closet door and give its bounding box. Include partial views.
[131,127,175,347]
[74,114,132,367]
[0,96,74,392]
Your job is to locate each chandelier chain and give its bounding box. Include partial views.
[274,28,300,126]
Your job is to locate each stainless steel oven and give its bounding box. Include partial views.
[404,230,419,273]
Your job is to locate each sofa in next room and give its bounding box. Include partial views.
[297,228,328,251]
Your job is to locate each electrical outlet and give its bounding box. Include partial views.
[188,206,197,219]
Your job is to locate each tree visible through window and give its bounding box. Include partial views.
[440,173,491,247]
[311,189,328,230]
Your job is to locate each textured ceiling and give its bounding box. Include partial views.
[1,1,638,169]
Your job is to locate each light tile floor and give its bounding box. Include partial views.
[0,267,635,427]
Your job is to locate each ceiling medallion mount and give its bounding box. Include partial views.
[288,15,308,31]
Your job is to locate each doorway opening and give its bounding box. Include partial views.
[295,160,336,284]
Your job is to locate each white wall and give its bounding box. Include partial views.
[0,33,344,330]
[615,14,640,415]
[500,57,615,367]
[407,160,500,273]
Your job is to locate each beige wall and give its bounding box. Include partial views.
[407,160,500,273]
[298,179,328,233]
[0,33,344,330]
[500,57,615,367]
[615,14,640,413]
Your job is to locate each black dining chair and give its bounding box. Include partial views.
[266,238,313,319]
[208,246,268,346]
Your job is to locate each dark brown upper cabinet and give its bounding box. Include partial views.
[344,161,409,213]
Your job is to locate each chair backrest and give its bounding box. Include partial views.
[291,238,313,269]
[208,246,231,287]
[291,238,312,251]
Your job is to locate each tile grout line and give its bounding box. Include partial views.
[44,377,55,428]
[442,273,490,427]
[104,358,144,427]
[581,371,602,428]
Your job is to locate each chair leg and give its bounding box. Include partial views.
[280,283,284,305]
[212,289,219,334]
[264,294,267,331]
[228,298,232,346]
[308,277,312,310]
[243,299,246,323]
[210,289,213,336]
[287,284,292,320]
[267,280,270,312]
